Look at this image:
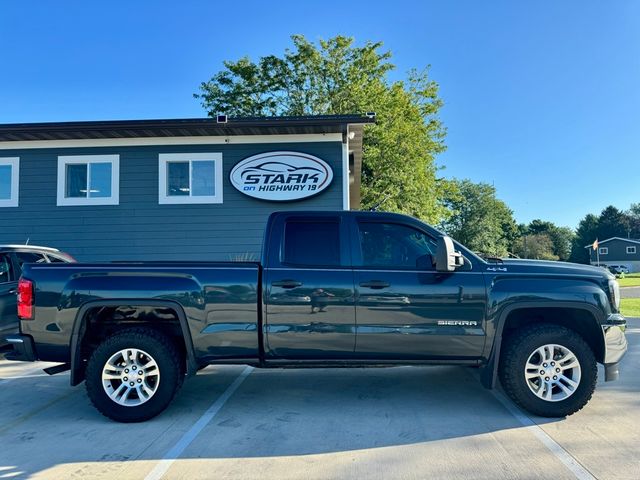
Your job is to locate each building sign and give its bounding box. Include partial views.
[230,151,334,201]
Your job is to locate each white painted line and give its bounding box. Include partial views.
[144,365,253,480]
[489,388,596,480]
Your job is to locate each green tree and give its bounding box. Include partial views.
[597,206,629,240]
[524,219,574,260]
[195,35,449,222]
[628,203,640,238]
[439,179,517,257]
[512,234,559,260]
[569,213,599,264]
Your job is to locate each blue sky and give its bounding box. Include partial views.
[1,1,638,228]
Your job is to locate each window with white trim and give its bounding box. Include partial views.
[627,246,637,254]
[57,155,119,206]
[159,153,222,204]
[0,157,19,207]
[599,247,608,255]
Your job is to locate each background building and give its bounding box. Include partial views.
[586,237,640,272]
[0,115,372,261]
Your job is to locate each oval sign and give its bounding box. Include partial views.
[230,151,334,201]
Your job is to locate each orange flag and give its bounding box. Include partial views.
[592,239,598,250]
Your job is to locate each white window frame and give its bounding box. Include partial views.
[0,157,19,207]
[57,155,119,206]
[158,153,223,204]
[627,246,637,254]
[599,247,608,255]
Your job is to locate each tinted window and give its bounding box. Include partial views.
[283,220,340,266]
[358,222,436,269]
[15,252,47,270]
[46,254,68,263]
[0,254,13,283]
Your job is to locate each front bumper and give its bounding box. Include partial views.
[602,313,627,381]
[4,334,37,362]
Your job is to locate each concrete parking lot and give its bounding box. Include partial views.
[0,319,638,480]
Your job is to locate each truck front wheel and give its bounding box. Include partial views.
[85,327,183,422]
[499,324,597,417]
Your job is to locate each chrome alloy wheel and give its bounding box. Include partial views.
[101,348,160,407]
[524,344,582,402]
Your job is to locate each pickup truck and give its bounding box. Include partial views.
[6,211,628,422]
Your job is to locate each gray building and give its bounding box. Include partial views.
[0,115,373,261]
[586,237,640,272]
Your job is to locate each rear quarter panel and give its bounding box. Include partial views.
[20,262,260,362]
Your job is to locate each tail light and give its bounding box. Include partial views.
[17,278,34,320]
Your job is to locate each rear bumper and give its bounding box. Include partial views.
[602,313,627,381]
[4,334,37,362]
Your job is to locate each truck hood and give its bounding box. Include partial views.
[491,258,615,279]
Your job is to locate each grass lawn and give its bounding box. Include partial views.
[620,298,640,317]
[618,273,640,287]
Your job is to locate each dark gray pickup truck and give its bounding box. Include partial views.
[7,211,628,422]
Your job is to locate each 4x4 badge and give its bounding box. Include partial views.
[486,267,507,272]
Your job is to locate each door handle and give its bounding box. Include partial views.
[8,288,17,294]
[359,280,390,289]
[272,280,303,289]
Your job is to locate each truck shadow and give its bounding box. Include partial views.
[3,360,637,478]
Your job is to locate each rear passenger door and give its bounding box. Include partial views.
[263,214,356,359]
[0,254,18,336]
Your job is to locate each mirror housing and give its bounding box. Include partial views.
[436,235,464,272]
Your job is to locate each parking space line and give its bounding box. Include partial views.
[488,387,596,480]
[144,365,254,480]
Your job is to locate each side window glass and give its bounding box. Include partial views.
[358,222,437,269]
[0,254,13,283]
[283,220,340,267]
[15,252,47,271]
[46,254,67,263]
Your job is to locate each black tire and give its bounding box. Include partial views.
[499,323,597,417]
[85,327,183,422]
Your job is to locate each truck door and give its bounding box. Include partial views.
[352,218,487,359]
[264,214,356,359]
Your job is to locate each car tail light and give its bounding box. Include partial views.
[17,278,34,320]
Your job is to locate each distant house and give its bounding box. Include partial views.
[585,237,640,272]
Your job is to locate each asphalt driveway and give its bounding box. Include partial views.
[0,318,638,479]
[620,286,640,298]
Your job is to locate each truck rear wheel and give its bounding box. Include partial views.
[85,327,183,422]
[499,324,597,417]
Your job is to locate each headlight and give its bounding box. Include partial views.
[608,279,620,311]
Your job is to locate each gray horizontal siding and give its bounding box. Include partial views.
[0,142,344,261]
[590,239,640,263]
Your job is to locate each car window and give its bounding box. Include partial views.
[0,254,14,283]
[14,252,48,270]
[46,254,67,263]
[357,222,437,269]
[283,219,340,267]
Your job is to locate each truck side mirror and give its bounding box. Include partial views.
[436,235,464,272]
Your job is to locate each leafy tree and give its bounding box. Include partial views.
[569,213,599,264]
[626,203,640,238]
[195,35,450,222]
[523,219,574,260]
[597,206,629,240]
[439,179,517,257]
[512,234,558,260]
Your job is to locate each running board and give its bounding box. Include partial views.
[43,363,71,375]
